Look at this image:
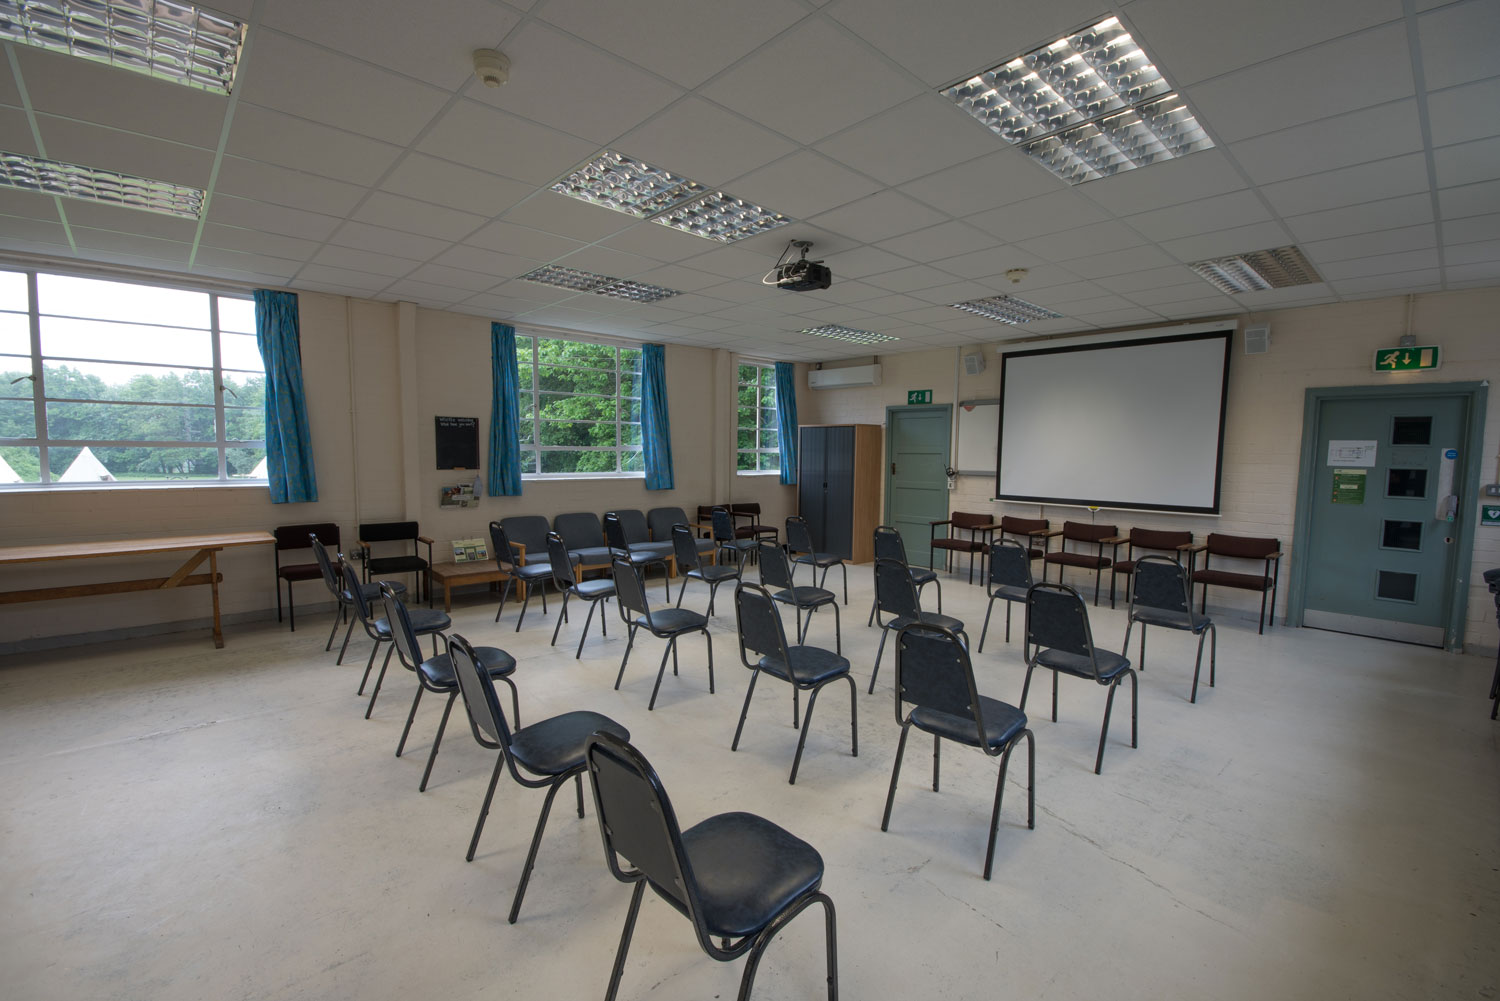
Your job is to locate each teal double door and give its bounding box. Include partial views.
[885,405,951,568]
[1300,393,1469,647]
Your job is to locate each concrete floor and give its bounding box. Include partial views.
[2,567,1497,1001]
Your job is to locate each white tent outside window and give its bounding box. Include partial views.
[59,447,116,482]
[0,453,22,483]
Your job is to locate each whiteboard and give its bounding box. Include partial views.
[955,400,999,474]
[997,330,1232,513]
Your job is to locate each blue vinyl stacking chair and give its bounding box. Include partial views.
[978,538,1034,651]
[671,523,740,616]
[785,515,848,604]
[867,526,940,626]
[612,557,714,711]
[311,533,404,657]
[1122,556,1217,704]
[339,558,448,711]
[545,531,615,659]
[490,520,553,630]
[757,541,841,654]
[868,557,965,695]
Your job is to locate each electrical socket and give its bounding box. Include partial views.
[1485,483,1500,497]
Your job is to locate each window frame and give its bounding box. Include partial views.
[736,361,781,475]
[0,267,267,489]
[516,331,645,479]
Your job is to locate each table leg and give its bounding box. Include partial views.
[209,549,223,648]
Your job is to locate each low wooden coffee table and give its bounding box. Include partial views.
[427,560,522,613]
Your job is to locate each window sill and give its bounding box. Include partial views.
[0,480,269,494]
[520,473,646,482]
[736,471,784,477]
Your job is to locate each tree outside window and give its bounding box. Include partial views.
[737,363,779,472]
[516,334,642,476]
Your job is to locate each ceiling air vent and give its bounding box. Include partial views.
[1190,246,1321,294]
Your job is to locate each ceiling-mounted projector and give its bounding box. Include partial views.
[762,240,832,292]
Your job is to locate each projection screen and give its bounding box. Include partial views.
[996,329,1232,513]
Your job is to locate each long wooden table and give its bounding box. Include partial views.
[0,531,275,648]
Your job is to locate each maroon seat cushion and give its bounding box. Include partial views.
[1193,569,1272,591]
[277,561,323,582]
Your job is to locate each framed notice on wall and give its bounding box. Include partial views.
[435,416,479,470]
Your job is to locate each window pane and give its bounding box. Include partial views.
[759,451,780,472]
[538,392,615,422]
[620,397,640,423]
[1,312,28,354]
[738,364,756,384]
[0,445,40,482]
[621,449,644,473]
[46,401,216,441]
[761,406,778,430]
[515,335,533,355]
[538,365,615,395]
[738,384,756,408]
[541,449,619,474]
[621,422,641,446]
[224,406,264,442]
[759,386,776,408]
[517,363,533,391]
[226,446,266,477]
[538,338,615,370]
[620,372,640,398]
[220,331,263,371]
[222,373,264,410]
[41,317,213,367]
[0,398,36,438]
[738,405,755,428]
[0,271,26,312]
[761,366,776,387]
[37,274,209,327]
[217,296,255,334]
[539,420,616,447]
[518,420,534,445]
[520,449,537,474]
[619,347,642,371]
[45,363,217,404]
[759,428,780,451]
[48,445,222,481]
[738,428,755,450]
[737,451,756,471]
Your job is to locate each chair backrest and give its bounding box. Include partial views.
[873,525,909,563]
[276,522,339,553]
[1129,527,1193,552]
[603,511,629,555]
[1061,520,1117,544]
[448,633,510,752]
[340,557,375,623]
[1000,516,1047,536]
[1131,555,1191,618]
[488,521,517,572]
[554,511,607,549]
[894,623,984,730]
[609,509,651,545]
[309,533,341,596]
[874,557,921,620]
[647,507,690,542]
[501,515,552,560]
[1205,532,1279,560]
[734,581,792,669]
[585,732,700,920]
[710,507,735,543]
[988,538,1034,589]
[950,511,990,531]
[612,557,653,623]
[545,532,578,589]
[360,521,417,544]
[731,501,762,518]
[757,541,794,590]
[1025,583,1101,676]
[785,515,814,555]
[669,523,701,572]
[379,581,423,670]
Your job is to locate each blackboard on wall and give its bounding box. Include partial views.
[435,416,479,470]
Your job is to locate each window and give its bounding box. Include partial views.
[0,269,265,486]
[516,334,642,476]
[737,363,779,472]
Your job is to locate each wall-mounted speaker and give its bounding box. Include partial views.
[1243,324,1270,355]
[962,351,986,376]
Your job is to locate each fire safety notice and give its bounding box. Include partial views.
[1331,468,1367,504]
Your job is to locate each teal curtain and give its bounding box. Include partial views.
[489,323,523,496]
[774,361,798,485]
[641,343,674,490]
[252,290,317,503]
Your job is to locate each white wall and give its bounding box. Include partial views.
[803,288,1500,653]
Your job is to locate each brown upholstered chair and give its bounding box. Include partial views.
[999,516,1056,561]
[729,502,778,545]
[1189,534,1282,634]
[1042,521,1124,606]
[1109,528,1195,609]
[928,511,996,584]
[274,522,341,631]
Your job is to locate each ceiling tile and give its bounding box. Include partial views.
[191,246,300,279]
[614,97,798,189]
[238,30,451,146]
[1126,190,1274,243]
[432,244,546,279]
[417,99,599,185]
[327,221,453,260]
[462,22,682,145]
[0,189,63,222]
[627,264,725,293]
[1286,193,1434,242]
[206,194,343,242]
[352,192,486,242]
[814,94,1001,186]
[294,263,398,292]
[499,192,634,242]
[968,190,1109,242]
[261,0,520,89]
[1062,245,1180,280]
[1015,220,1149,262]
[599,220,722,263]
[1426,76,1500,148]
[1318,248,1441,280]
[312,245,422,277]
[227,105,403,186]
[683,245,774,279]
[404,263,501,292]
[381,279,470,306]
[0,107,37,156]
[1439,179,1500,220]
[214,156,368,216]
[1302,224,1437,263]
[1258,153,1430,217]
[1081,149,1248,216]
[70,227,189,264]
[1159,221,1295,262]
[1443,213,1500,244]
[1330,272,1441,295]
[808,191,946,244]
[1229,100,1424,186]
[899,148,1061,217]
[1433,136,1500,189]
[379,153,532,217]
[700,19,921,145]
[60,201,199,241]
[1417,1,1500,91]
[862,264,950,293]
[927,246,1048,280]
[876,220,996,260]
[552,245,656,279]
[199,224,321,261]
[730,151,883,221]
[1445,261,1500,283]
[464,219,584,261]
[35,116,213,187]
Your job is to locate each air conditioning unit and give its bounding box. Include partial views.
[807,364,882,390]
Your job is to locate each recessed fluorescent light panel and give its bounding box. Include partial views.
[520,265,679,303]
[950,296,1062,325]
[550,150,705,219]
[943,16,1213,184]
[801,324,899,345]
[652,192,789,243]
[0,0,246,94]
[0,150,204,218]
[1189,246,1321,294]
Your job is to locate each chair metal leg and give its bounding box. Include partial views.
[1019,662,1036,713]
[868,626,891,694]
[550,590,571,647]
[465,751,506,862]
[1191,626,1213,703]
[325,604,343,651]
[1051,670,1059,722]
[789,684,826,785]
[515,585,533,632]
[933,577,942,613]
[419,692,458,791]
[979,596,996,652]
[676,576,688,608]
[880,721,913,831]
[287,581,296,631]
[604,882,646,1001]
[647,637,675,710]
[575,771,585,818]
[736,890,839,1001]
[792,686,799,729]
[336,615,357,664]
[507,775,570,924]
[576,599,600,659]
[494,576,513,624]
[732,669,761,751]
[845,675,859,758]
[704,630,715,693]
[932,733,940,792]
[396,684,424,756]
[364,644,395,719]
[840,562,848,605]
[614,625,637,690]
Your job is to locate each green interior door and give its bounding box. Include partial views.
[885,405,952,569]
[1302,395,1467,646]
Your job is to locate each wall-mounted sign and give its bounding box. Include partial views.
[1481,504,1500,527]
[1327,439,1377,467]
[907,390,932,405]
[435,416,479,470]
[1374,346,1440,372]
[1331,468,1366,504]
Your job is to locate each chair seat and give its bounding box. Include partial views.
[1193,569,1272,591]
[932,539,985,553]
[418,646,517,688]
[887,611,965,634]
[910,695,1027,751]
[758,645,850,686]
[1131,607,1212,632]
[621,550,666,566]
[630,542,674,560]
[694,537,717,556]
[988,584,1029,603]
[277,562,323,582]
[346,580,407,603]
[676,811,824,939]
[569,546,615,567]
[367,555,429,575]
[509,710,629,777]
[1113,559,1139,576]
[1044,552,1111,570]
[721,538,758,551]
[908,567,938,585]
[512,562,554,580]
[634,607,708,635]
[733,526,777,540]
[772,585,836,607]
[1035,647,1131,682]
[574,578,616,599]
[792,552,842,568]
[372,607,451,638]
[690,565,741,583]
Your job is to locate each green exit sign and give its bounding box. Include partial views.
[1482,504,1500,527]
[1374,346,1440,372]
[907,390,932,405]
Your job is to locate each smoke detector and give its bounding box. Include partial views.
[1004,268,1028,284]
[472,49,510,87]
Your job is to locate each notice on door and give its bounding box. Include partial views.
[1327,439,1377,466]
[1331,468,1367,504]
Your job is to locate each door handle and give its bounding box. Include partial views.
[891,462,896,475]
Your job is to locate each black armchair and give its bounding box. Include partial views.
[359,521,433,605]
[273,522,339,630]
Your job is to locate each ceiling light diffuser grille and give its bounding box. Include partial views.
[652,192,789,243]
[1189,246,1321,294]
[943,16,1213,184]
[0,0,246,94]
[950,295,1062,325]
[520,265,679,303]
[0,149,204,218]
[801,324,899,344]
